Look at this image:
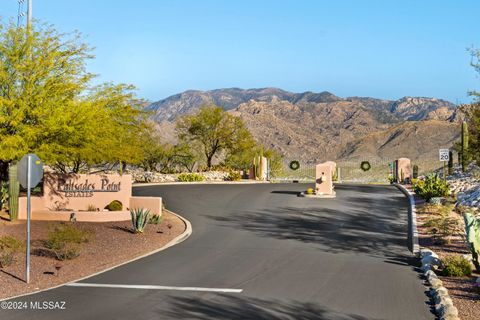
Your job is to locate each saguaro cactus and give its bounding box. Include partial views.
[412,165,419,179]
[448,150,453,175]
[461,121,469,172]
[8,163,19,221]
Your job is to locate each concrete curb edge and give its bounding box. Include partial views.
[0,209,193,302]
[393,183,420,255]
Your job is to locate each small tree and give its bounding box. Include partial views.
[0,21,148,174]
[176,105,255,169]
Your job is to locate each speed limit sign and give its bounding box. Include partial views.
[439,149,450,161]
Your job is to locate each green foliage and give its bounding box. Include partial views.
[441,255,472,277]
[8,163,19,220]
[412,165,419,179]
[45,224,91,260]
[139,130,200,173]
[176,105,255,169]
[464,212,480,272]
[360,161,371,172]
[0,236,24,268]
[148,214,162,225]
[105,200,123,211]
[225,171,241,181]
[422,206,461,244]
[0,21,148,173]
[130,208,151,233]
[289,160,300,171]
[412,174,450,200]
[177,173,205,182]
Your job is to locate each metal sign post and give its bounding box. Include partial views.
[18,153,43,284]
[439,149,450,182]
[26,155,31,284]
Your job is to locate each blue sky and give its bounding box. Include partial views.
[1,0,479,103]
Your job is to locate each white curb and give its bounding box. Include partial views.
[393,183,420,255]
[0,209,192,302]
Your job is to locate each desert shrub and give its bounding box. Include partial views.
[423,213,461,244]
[412,174,449,200]
[45,224,92,260]
[130,208,151,233]
[86,204,97,211]
[306,188,315,195]
[177,173,205,182]
[148,214,162,225]
[0,236,24,267]
[225,171,241,181]
[442,255,472,277]
[105,200,123,211]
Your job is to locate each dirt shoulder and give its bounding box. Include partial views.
[416,201,480,320]
[0,210,187,300]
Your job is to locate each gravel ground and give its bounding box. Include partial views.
[0,210,185,300]
[416,202,480,320]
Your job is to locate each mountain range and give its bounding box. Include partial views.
[146,88,460,164]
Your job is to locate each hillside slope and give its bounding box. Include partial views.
[148,88,459,162]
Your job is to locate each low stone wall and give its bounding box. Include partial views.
[130,170,230,183]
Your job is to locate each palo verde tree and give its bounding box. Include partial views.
[176,105,255,169]
[0,20,148,175]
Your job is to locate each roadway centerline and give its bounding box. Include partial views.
[66,282,243,293]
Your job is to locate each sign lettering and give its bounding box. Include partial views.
[57,178,121,197]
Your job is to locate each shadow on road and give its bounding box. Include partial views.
[207,191,411,258]
[270,191,301,195]
[163,295,376,320]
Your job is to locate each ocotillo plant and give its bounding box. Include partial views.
[8,163,19,221]
[461,121,469,172]
[448,150,453,175]
[412,165,419,179]
[464,212,480,272]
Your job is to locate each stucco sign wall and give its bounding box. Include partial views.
[18,173,162,222]
[43,173,131,211]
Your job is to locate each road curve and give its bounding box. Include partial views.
[1,183,433,320]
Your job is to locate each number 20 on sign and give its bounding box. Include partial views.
[439,149,450,162]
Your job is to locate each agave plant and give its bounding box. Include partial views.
[130,208,151,233]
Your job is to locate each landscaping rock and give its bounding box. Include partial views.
[419,248,438,259]
[421,255,443,270]
[429,277,443,289]
[125,169,231,183]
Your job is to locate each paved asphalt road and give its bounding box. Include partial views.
[1,183,433,320]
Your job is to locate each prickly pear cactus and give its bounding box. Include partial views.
[464,212,480,272]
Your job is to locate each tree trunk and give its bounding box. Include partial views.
[206,154,214,170]
[0,161,10,182]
